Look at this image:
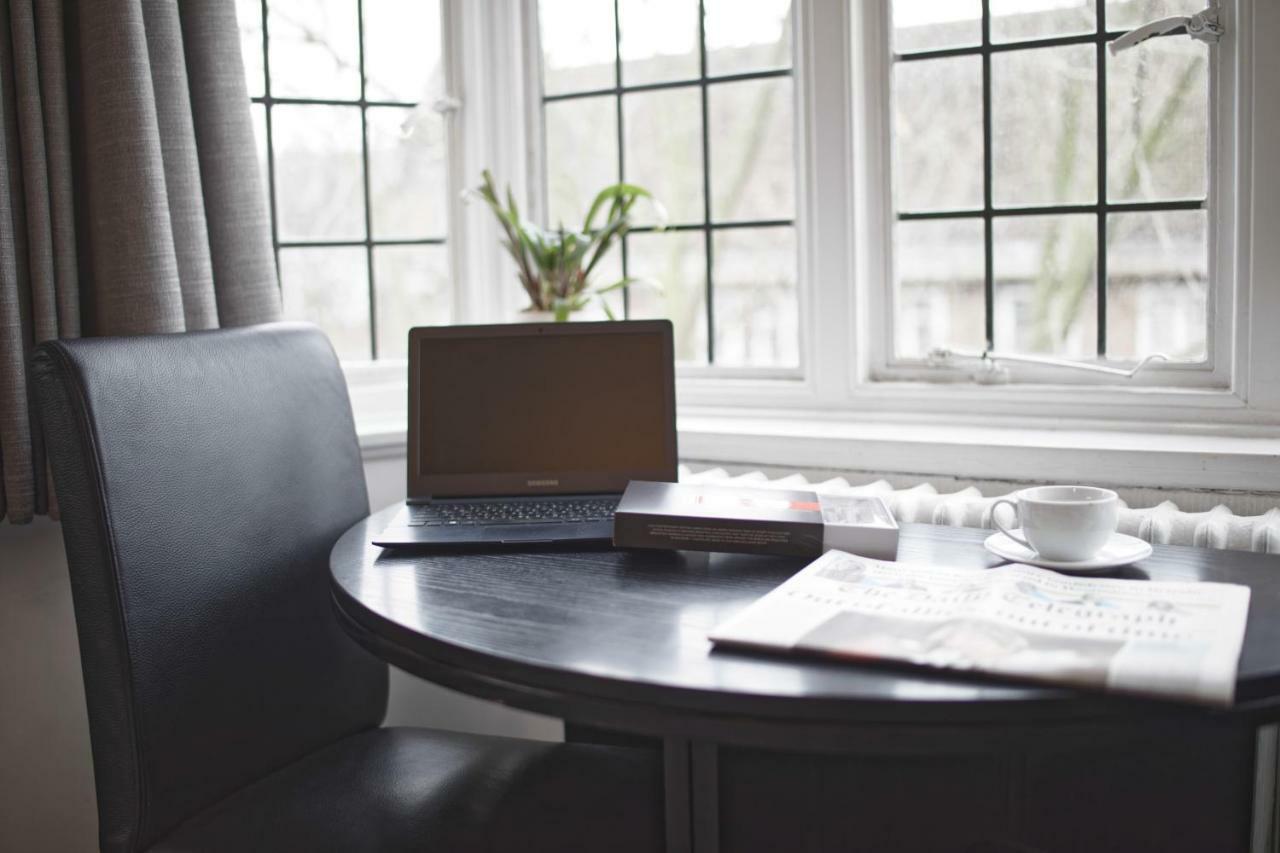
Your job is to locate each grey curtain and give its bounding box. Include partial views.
[0,0,280,523]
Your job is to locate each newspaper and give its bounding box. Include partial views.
[709,551,1252,706]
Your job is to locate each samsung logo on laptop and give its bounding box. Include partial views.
[527,479,559,487]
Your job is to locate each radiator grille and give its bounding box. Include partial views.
[679,465,1280,554]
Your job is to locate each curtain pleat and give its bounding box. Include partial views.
[0,0,280,523]
[78,0,186,335]
[179,2,280,327]
[33,0,78,341]
[0,2,37,522]
[141,0,218,331]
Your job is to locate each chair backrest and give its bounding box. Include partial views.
[33,323,388,853]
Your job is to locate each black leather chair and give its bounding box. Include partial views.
[32,323,663,853]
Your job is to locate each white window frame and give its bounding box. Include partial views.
[347,0,1280,493]
[863,1,1239,393]
[513,1,1263,410]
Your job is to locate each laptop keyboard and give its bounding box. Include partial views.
[406,497,619,527]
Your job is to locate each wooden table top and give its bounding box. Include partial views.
[330,504,1280,740]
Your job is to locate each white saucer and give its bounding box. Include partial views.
[983,530,1153,573]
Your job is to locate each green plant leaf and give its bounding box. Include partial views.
[593,275,662,295]
[475,170,668,314]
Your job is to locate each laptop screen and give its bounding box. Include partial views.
[408,321,677,497]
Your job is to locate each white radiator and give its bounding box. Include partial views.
[679,465,1280,554]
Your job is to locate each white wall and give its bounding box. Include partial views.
[0,452,560,853]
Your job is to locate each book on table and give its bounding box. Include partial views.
[709,550,1251,707]
[612,480,899,560]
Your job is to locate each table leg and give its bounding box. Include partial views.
[692,741,720,853]
[664,738,692,853]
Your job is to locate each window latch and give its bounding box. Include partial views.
[430,95,463,115]
[399,94,463,139]
[1109,5,1224,55]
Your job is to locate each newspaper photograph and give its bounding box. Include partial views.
[709,551,1252,706]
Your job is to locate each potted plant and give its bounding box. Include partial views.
[471,169,666,321]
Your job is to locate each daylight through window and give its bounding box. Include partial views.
[237,0,452,361]
[537,0,799,367]
[891,0,1211,364]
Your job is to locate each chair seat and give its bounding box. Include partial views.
[151,727,663,853]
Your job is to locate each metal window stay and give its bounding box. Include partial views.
[1109,5,1224,55]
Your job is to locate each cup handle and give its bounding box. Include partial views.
[992,499,1034,551]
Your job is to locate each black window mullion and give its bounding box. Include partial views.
[980,0,995,349]
[698,0,715,364]
[356,0,377,359]
[898,199,1204,221]
[541,66,791,102]
[259,0,280,283]
[278,238,446,249]
[630,218,793,234]
[896,24,1189,63]
[1095,1,1108,357]
[255,95,416,108]
[613,0,630,318]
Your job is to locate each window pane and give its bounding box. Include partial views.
[363,0,443,103]
[1106,210,1206,361]
[894,219,987,358]
[892,0,981,54]
[539,0,616,96]
[713,227,798,367]
[992,45,1096,206]
[708,77,794,222]
[545,96,618,228]
[618,0,699,87]
[1107,0,1206,31]
[236,0,264,98]
[272,105,365,240]
[279,248,370,360]
[374,246,451,359]
[624,89,702,226]
[626,231,708,364]
[368,107,447,240]
[993,214,1097,357]
[893,56,983,212]
[991,0,1097,43]
[267,0,361,99]
[705,0,792,76]
[1107,36,1208,202]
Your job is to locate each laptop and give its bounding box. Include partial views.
[373,320,678,547]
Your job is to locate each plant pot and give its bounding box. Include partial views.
[512,308,559,323]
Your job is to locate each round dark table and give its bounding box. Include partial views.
[331,504,1280,853]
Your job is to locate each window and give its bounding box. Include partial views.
[534,0,799,368]
[236,0,452,361]
[226,0,1275,488]
[888,0,1211,367]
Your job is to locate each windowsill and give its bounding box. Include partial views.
[354,408,1280,494]
[674,412,1280,493]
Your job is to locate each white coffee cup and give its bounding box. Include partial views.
[992,485,1119,562]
